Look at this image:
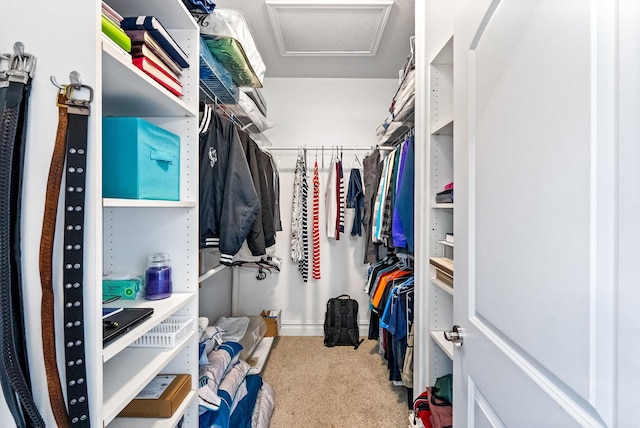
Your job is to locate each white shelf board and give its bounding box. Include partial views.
[431,276,454,295]
[198,264,228,284]
[431,119,453,135]
[103,198,196,208]
[430,330,454,360]
[431,202,454,209]
[102,39,195,117]
[103,293,195,362]
[437,240,454,248]
[108,390,196,428]
[247,336,275,375]
[103,331,197,425]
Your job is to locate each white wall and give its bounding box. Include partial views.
[233,77,398,335]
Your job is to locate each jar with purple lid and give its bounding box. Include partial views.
[145,252,172,300]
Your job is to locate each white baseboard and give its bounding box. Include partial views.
[278,321,369,337]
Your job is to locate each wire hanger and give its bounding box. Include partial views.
[352,146,362,168]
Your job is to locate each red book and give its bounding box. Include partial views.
[132,56,183,97]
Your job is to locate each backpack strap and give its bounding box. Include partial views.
[345,301,363,349]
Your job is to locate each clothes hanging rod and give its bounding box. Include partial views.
[266,145,374,151]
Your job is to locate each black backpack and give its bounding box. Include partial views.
[323,294,364,349]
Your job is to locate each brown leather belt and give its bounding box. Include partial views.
[39,91,72,427]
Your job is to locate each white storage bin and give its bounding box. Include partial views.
[130,316,194,348]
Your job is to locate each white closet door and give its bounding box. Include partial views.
[452,0,618,426]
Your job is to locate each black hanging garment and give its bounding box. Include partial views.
[323,295,364,349]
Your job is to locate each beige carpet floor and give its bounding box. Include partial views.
[260,336,410,427]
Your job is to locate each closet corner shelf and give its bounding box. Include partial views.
[198,264,228,284]
[108,390,197,428]
[431,276,454,295]
[102,37,196,118]
[103,198,197,208]
[430,330,454,360]
[103,331,197,426]
[431,202,454,209]
[102,292,196,362]
[430,119,454,136]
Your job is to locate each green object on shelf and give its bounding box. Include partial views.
[201,35,263,88]
[101,15,131,52]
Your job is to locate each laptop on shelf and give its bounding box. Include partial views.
[103,307,154,346]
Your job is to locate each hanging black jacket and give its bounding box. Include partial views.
[238,132,276,255]
[199,108,260,265]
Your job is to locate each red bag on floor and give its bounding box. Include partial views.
[412,388,433,428]
[413,387,452,428]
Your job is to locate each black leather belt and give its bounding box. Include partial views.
[61,85,92,426]
[0,46,45,428]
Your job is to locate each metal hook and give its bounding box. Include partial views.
[13,42,24,58]
[50,75,64,89]
[69,71,82,89]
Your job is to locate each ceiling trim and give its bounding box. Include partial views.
[265,0,394,57]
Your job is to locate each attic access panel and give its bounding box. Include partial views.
[265,1,393,56]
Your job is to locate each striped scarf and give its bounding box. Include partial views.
[312,160,321,280]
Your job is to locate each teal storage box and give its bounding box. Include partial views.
[103,118,180,200]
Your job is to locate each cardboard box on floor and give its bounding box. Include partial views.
[261,310,281,337]
[119,374,191,418]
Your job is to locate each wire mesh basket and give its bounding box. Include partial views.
[130,316,194,348]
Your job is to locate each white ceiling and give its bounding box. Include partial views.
[209,0,415,79]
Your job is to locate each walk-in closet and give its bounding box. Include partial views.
[0,0,638,427]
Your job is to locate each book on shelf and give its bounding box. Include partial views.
[121,16,189,68]
[445,233,454,244]
[131,43,182,80]
[429,257,454,276]
[430,257,454,288]
[101,14,131,52]
[127,30,183,74]
[102,307,123,319]
[133,56,183,97]
[435,188,454,203]
[101,1,123,24]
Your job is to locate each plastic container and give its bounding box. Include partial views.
[145,252,172,300]
[129,316,194,348]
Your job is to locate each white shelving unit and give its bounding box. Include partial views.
[427,36,455,386]
[101,1,199,426]
[0,1,199,426]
